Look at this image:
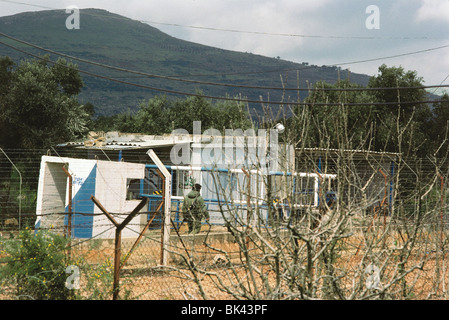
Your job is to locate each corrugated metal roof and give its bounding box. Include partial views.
[56,132,194,150]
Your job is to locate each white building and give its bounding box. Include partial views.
[35,156,145,238]
[37,129,336,239]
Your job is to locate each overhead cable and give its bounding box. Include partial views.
[1,32,449,93]
[1,37,449,106]
[0,0,440,40]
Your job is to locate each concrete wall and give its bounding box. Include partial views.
[36,156,145,239]
[92,161,145,238]
[35,160,68,233]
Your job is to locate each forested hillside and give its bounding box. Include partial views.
[0,8,371,116]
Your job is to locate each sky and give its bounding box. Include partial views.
[1,0,449,94]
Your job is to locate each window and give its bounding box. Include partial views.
[126,178,142,200]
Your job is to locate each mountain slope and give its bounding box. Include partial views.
[0,8,372,116]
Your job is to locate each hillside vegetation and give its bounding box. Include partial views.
[0,8,371,116]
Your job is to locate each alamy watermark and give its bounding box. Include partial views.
[65,5,80,30]
[365,264,382,290]
[366,5,380,30]
[169,121,283,171]
[65,265,80,290]
[64,5,380,31]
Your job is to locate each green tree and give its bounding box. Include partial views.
[51,58,84,96]
[111,110,139,133]
[368,64,431,155]
[93,93,253,135]
[0,56,89,149]
[300,65,432,155]
[212,98,253,131]
[92,114,120,132]
[303,79,375,150]
[429,93,449,156]
[134,95,173,134]
[170,94,252,133]
[170,93,215,133]
[0,56,89,218]
[0,56,14,98]
[368,64,427,112]
[0,56,14,146]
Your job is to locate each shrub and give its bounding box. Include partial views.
[0,229,71,300]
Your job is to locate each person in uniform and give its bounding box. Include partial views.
[182,183,209,234]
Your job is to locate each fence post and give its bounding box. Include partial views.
[62,166,72,238]
[147,149,172,266]
[0,148,22,230]
[62,166,73,260]
[91,195,148,300]
[438,173,444,249]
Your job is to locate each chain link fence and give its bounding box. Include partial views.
[1,147,449,300]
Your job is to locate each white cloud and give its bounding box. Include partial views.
[159,0,336,57]
[416,0,449,22]
[1,0,449,85]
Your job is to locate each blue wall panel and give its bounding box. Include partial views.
[65,165,97,238]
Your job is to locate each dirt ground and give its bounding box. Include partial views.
[94,229,449,300]
[2,224,449,300]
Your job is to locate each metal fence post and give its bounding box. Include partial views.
[0,148,22,230]
[91,195,148,300]
[147,149,172,266]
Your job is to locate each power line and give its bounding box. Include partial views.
[0,33,449,106]
[0,39,445,107]
[2,32,449,94]
[0,31,300,92]
[3,38,449,108]
[1,3,449,75]
[0,0,53,11]
[0,0,440,41]
[336,43,449,67]
[142,20,437,41]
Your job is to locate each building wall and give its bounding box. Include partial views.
[35,160,68,232]
[35,156,145,239]
[92,161,145,238]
